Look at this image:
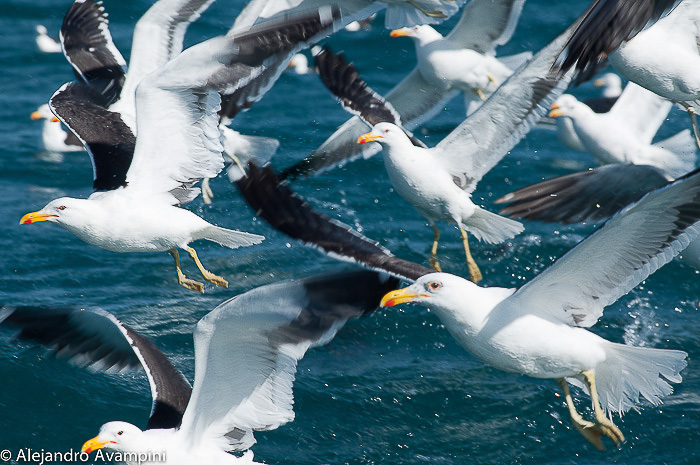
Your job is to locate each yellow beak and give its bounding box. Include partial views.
[30,111,43,120]
[19,211,57,225]
[81,436,114,454]
[593,78,605,87]
[548,103,563,118]
[357,132,382,144]
[51,116,60,122]
[380,287,426,307]
[390,28,411,38]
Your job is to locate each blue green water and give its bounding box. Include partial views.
[2,0,700,463]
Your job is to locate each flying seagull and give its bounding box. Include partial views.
[237,162,700,450]
[20,8,340,292]
[0,269,398,464]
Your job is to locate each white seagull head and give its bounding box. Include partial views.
[390,24,442,44]
[82,421,145,454]
[379,272,477,308]
[357,122,410,148]
[19,197,92,228]
[549,94,587,120]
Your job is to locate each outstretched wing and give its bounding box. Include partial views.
[445,0,526,55]
[495,164,671,224]
[125,7,340,202]
[315,46,426,147]
[554,0,680,82]
[0,306,192,430]
[177,270,399,450]
[238,163,433,281]
[507,167,700,328]
[431,18,578,193]
[60,0,126,105]
[115,0,216,116]
[49,82,135,192]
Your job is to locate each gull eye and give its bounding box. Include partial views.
[383,128,389,133]
[57,205,66,211]
[428,281,441,290]
[117,431,123,436]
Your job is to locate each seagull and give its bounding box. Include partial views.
[35,24,62,53]
[30,103,84,153]
[553,0,700,147]
[280,0,533,180]
[58,0,279,203]
[19,9,340,292]
[237,161,700,452]
[593,72,623,98]
[358,122,523,281]
[294,17,583,280]
[389,0,530,114]
[548,83,697,177]
[0,270,399,465]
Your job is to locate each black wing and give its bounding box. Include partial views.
[60,0,126,105]
[0,306,191,430]
[280,46,426,180]
[495,163,672,223]
[554,0,680,82]
[237,163,432,281]
[215,6,341,119]
[49,82,135,192]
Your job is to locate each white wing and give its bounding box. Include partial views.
[432,20,577,192]
[445,0,526,55]
[124,35,230,200]
[177,270,398,450]
[607,82,672,143]
[126,7,340,200]
[114,0,216,117]
[507,168,700,328]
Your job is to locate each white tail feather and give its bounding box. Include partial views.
[201,226,265,249]
[464,207,524,244]
[568,342,687,415]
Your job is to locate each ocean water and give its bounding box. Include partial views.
[1,1,700,464]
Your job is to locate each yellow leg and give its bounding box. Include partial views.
[429,225,442,272]
[557,378,606,451]
[582,370,625,446]
[686,107,700,151]
[474,88,487,102]
[459,228,482,283]
[408,0,447,18]
[169,249,204,293]
[487,74,498,86]
[186,246,229,288]
[201,178,214,205]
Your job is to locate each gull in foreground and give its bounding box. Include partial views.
[0,270,398,465]
[19,9,340,292]
[237,162,700,450]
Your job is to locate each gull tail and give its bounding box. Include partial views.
[569,342,687,415]
[464,207,524,244]
[201,226,265,249]
[653,129,698,178]
[222,128,280,182]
